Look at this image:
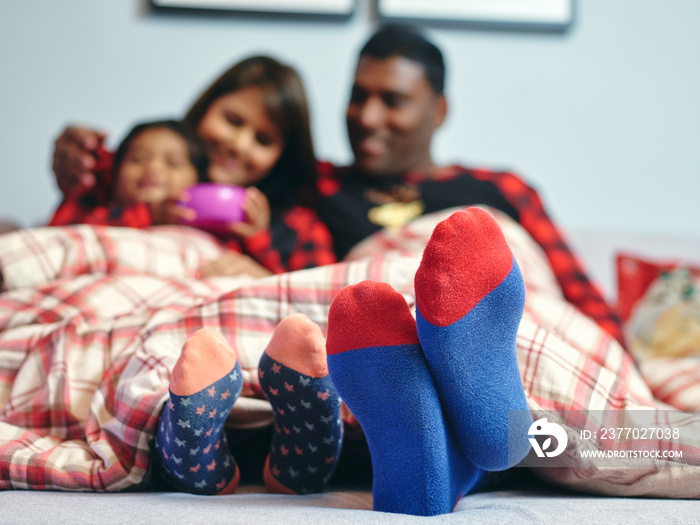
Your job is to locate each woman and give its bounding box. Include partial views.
[50,56,335,278]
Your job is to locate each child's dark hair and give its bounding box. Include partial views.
[360,25,445,95]
[184,55,317,209]
[113,119,209,183]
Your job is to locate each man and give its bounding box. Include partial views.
[315,25,624,346]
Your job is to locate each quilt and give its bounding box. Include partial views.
[0,213,698,497]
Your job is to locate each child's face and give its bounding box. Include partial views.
[116,127,198,206]
[197,86,285,188]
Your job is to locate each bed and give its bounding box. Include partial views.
[1,209,698,523]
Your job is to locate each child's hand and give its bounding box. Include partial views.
[228,187,270,238]
[158,194,196,226]
[198,250,273,279]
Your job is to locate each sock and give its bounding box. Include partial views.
[258,314,343,495]
[326,281,485,516]
[414,207,532,472]
[155,328,243,495]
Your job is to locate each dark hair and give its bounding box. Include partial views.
[184,55,317,209]
[113,119,209,183]
[360,25,445,95]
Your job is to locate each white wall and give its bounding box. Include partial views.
[1,0,699,240]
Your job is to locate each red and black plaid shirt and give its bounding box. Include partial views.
[217,206,336,274]
[315,162,625,347]
[48,152,336,274]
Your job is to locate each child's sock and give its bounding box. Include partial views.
[414,208,532,472]
[155,328,242,495]
[258,314,343,495]
[326,281,485,516]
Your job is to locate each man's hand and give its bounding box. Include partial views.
[52,126,107,197]
[228,187,270,238]
[199,250,273,279]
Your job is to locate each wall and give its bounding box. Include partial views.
[1,0,698,240]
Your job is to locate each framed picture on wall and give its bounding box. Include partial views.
[378,0,574,31]
[150,0,355,17]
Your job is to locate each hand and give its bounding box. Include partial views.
[157,194,197,226]
[52,126,107,198]
[227,187,270,238]
[199,250,273,279]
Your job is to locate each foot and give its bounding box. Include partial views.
[155,328,242,494]
[326,281,483,516]
[259,314,343,494]
[414,207,532,471]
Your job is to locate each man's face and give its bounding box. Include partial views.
[346,55,446,178]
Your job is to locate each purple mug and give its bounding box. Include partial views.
[179,183,246,233]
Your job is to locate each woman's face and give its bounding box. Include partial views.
[197,86,285,187]
[116,127,198,206]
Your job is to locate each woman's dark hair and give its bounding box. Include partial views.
[184,55,318,209]
[112,119,209,183]
[360,25,445,95]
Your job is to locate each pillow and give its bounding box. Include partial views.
[626,267,700,359]
[616,253,700,322]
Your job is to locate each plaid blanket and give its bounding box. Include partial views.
[1,216,699,496]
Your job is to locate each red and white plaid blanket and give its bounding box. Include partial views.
[1,215,698,496]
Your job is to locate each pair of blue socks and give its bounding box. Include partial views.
[326,208,533,516]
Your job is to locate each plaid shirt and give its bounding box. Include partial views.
[48,152,336,274]
[217,206,336,274]
[315,162,625,347]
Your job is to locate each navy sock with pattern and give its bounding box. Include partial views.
[155,329,243,495]
[258,314,343,494]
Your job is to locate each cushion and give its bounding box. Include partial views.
[626,267,700,359]
[616,252,700,322]
[616,253,700,359]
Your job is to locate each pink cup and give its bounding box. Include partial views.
[179,183,246,233]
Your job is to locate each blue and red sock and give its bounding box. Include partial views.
[258,314,343,494]
[155,329,243,495]
[326,281,484,516]
[414,207,532,471]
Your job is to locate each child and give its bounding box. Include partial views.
[50,118,208,229]
[113,120,209,226]
[49,56,336,278]
[48,58,344,496]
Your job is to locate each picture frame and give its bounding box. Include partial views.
[378,0,574,32]
[150,0,355,18]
